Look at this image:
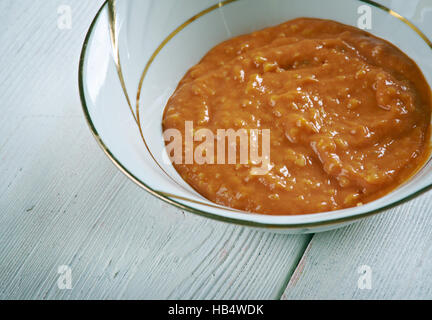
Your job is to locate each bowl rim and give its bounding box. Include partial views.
[79,0,432,229]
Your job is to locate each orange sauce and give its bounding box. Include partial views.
[163,18,431,215]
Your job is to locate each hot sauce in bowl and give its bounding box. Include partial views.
[162,18,431,215]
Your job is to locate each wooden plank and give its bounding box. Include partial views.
[0,0,310,300]
[0,118,312,300]
[281,193,432,299]
[0,116,310,300]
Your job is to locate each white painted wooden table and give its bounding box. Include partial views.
[1,0,431,300]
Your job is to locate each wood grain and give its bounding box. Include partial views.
[281,193,432,299]
[0,0,309,300]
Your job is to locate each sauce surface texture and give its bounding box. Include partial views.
[162,18,431,215]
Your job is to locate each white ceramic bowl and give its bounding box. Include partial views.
[79,0,432,234]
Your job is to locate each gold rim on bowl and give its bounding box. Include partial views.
[79,0,432,229]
